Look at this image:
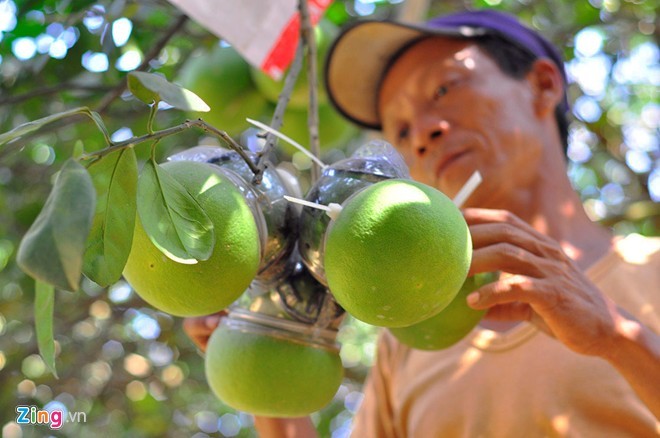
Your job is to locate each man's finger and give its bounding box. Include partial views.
[482,302,533,322]
[468,243,552,278]
[182,316,209,336]
[205,311,226,329]
[483,303,555,337]
[463,208,558,246]
[468,222,562,259]
[466,275,543,309]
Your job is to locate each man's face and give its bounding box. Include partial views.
[378,37,544,208]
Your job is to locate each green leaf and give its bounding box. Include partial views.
[35,280,58,378]
[127,71,210,112]
[17,159,96,291]
[72,140,85,159]
[86,110,113,145]
[83,148,138,286]
[0,106,112,147]
[137,160,214,264]
[0,107,87,146]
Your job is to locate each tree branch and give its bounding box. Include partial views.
[82,118,259,174]
[0,84,113,106]
[253,43,305,184]
[298,0,321,183]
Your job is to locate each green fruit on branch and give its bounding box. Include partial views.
[389,272,498,350]
[324,179,471,328]
[205,319,343,417]
[122,161,261,317]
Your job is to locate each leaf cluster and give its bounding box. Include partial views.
[1,71,227,377]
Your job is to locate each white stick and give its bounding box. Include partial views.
[283,195,342,221]
[452,171,482,208]
[284,195,331,211]
[246,118,327,170]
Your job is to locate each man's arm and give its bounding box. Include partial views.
[602,314,660,418]
[182,314,321,436]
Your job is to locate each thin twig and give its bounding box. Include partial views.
[298,0,321,182]
[81,118,259,174]
[195,119,259,174]
[95,14,188,114]
[253,39,306,184]
[0,84,113,106]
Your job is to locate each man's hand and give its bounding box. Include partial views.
[182,311,226,353]
[462,208,622,357]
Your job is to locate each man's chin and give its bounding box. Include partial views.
[408,167,482,203]
[436,169,478,200]
[408,171,436,187]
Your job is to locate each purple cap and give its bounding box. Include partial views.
[325,9,569,130]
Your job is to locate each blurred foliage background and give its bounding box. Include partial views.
[0,0,657,436]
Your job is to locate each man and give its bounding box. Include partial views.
[185,9,660,436]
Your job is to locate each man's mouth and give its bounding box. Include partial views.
[436,149,471,177]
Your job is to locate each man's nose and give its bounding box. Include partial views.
[408,116,450,157]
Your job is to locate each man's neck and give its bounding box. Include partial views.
[501,160,612,271]
[478,185,612,333]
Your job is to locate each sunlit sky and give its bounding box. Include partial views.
[0,0,658,207]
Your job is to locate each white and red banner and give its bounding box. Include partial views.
[167,0,332,79]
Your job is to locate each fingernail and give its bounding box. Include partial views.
[467,292,479,306]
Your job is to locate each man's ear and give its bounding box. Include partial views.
[526,58,564,118]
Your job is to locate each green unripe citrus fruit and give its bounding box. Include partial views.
[123,161,261,317]
[205,322,343,417]
[324,179,471,327]
[389,272,497,350]
[177,45,269,136]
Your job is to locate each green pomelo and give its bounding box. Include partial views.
[389,272,498,350]
[123,161,261,317]
[177,45,269,136]
[205,324,344,417]
[324,179,472,328]
[275,104,359,155]
[250,20,339,109]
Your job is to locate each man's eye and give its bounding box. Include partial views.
[435,85,449,99]
[398,125,409,140]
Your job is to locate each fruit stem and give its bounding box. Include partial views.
[147,99,159,134]
[193,119,260,174]
[452,171,483,208]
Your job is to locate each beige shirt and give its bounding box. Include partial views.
[351,234,660,437]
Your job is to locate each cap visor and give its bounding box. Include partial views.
[325,20,479,129]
